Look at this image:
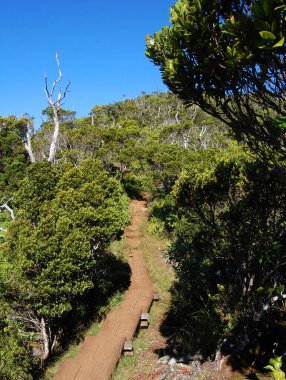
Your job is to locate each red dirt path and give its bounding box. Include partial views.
[53,200,154,380]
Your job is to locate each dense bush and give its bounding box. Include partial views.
[0,319,36,380]
[0,159,129,373]
[163,148,286,357]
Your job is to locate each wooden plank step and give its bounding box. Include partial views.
[153,293,160,301]
[140,312,149,328]
[123,340,133,356]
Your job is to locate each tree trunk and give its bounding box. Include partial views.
[24,122,36,163]
[40,317,50,361]
[48,109,60,162]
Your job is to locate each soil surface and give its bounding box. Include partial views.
[53,200,154,380]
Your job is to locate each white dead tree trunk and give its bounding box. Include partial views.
[0,197,15,220]
[0,197,15,238]
[24,121,36,163]
[23,54,71,163]
[6,311,56,362]
[44,53,71,162]
[40,317,50,361]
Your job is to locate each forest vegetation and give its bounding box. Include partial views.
[0,0,286,378]
[0,91,232,379]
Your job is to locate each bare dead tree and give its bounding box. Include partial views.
[23,54,71,163]
[0,197,14,238]
[44,53,71,162]
[5,310,59,362]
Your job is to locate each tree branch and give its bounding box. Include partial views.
[0,197,15,220]
[50,53,62,98]
[43,53,71,162]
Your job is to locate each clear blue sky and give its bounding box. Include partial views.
[0,0,174,127]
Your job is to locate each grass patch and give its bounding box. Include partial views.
[109,238,126,262]
[97,291,126,318]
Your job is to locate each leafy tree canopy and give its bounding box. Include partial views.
[0,116,29,196]
[163,146,286,356]
[1,159,129,364]
[146,0,286,156]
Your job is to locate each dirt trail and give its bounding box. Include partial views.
[53,200,154,380]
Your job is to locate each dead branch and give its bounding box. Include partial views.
[44,53,71,162]
[0,197,15,220]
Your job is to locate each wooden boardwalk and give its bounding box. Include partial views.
[53,200,154,380]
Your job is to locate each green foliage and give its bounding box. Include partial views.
[51,93,229,199]
[147,216,165,236]
[42,107,76,124]
[6,159,129,316]
[122,173,144,199]
[146,0,286,157]
[0,92,237,376]
[164,147,286,356]
[0,319,37,380]
[265,357,285,380]
[149,195,177,232]
[0,158,129,376]
[14,161,60,222]
[0,91,230,377]
[0,116,29,196]
[146,2,286,363]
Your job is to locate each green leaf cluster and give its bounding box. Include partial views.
[0,319,36,380]
[0,158,129,374]
[163,147,286,356]
[0,116,30,196]
[265,356,286,380]
[146,0,286,158]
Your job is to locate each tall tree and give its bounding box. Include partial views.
[163,147,286,356]
[1,160,129,362]
[24,53,71,163]
[146,0,286,159]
